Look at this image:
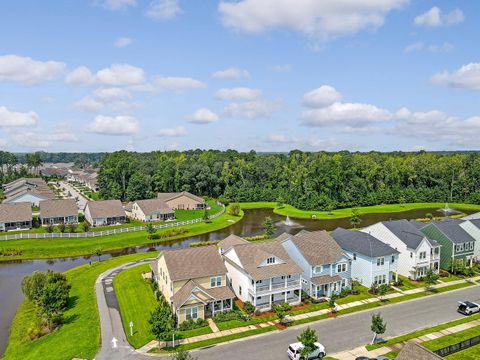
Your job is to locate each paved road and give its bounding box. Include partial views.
[95,263,480,360]
[59,181,88,213]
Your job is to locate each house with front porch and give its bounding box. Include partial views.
[361,220,440,280]
[39,199,78,225]
[220,236,303,311]
[0,202,32,231]
[152,245,235,324]
[279,230,352,299]
[417,219,475,270]
[331,228,399,287]
[125,198,175,222]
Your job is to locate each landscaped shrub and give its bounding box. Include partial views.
[244,235,268,242]
[243,301,255,314]
[338,287,351,298]
[189,240,219,247]
[393,277,404,287]
[213,310,250,323]
[227,203,241,216]
[369,283,379,295]
[149,229,189,240]
[217,196,230,206]
[178,318,208,331]
[463,266,475,277]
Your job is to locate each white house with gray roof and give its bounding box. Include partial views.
[220,235,303,311]
[361,220,440,280]
[331,228,399,287]
[0,202,33,231]
[280,230,352,299]
[460,219,480,261]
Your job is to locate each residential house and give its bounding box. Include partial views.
[279,230,352,299]
[125,198,175,222]
[2,178,55,207]
[331,228,399,287]
[152,245,235,324]
[417,219,475,269]
[220,235,303,311]
[361,220,440,280]
[395,341,443,360]
[0,202,33,231]
[459,219,480,261]
[84,200,126,226]
[157,191,206,210]
[39,199,78,225]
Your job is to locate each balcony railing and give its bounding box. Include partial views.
[249,280,300,296]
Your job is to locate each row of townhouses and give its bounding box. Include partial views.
[152,218,480,324]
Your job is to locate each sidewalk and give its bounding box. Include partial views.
[137,276,480,354]
[331,318,480,360]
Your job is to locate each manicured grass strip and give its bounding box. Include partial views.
[152,326,277,353]
[0,207,243,261]
[446,345,480,359]
[239,202,480,220]
[113,263,157,349]
[336,285,374,305]
[216,315,276,331]
[422,324,480,351]
[3,252,156,360]
[366,313,480,350]
[397,275,427,291]
[288,314,329,326]
[176,326,212,339]
[290,302,330,315]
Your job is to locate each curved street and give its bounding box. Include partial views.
[95,260,480,360]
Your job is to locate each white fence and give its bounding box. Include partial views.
[0,204,225,241]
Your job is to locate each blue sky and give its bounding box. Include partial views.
[0,0,479,152]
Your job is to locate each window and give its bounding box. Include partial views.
[435,247,440,255]
[353,253,357,260]
[471,242,475,251]
[210,276,221,288]
[419,251,426,260]
[185,307,198,321]
[313,266,323,274]
[410,252,413,258]
[337,263,347,273]
[288,275,292,279]
[391,255,395,263]
[459,244,464,252]
[239,285,242,295]
[376,257,385,266]
[341,279,347,287]
[266,257,275,264]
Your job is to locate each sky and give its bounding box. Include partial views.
[0,0,479,153]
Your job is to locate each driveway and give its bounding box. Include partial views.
[59,181,88,213]
[95,261,480,360]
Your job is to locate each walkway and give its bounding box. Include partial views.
[59,181,89,213]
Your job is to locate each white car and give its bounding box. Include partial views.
[287,342,326,360]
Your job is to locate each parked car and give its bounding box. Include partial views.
[287,342,326,359]
[458,301,480,315]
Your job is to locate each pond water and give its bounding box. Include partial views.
[0,206,470,354]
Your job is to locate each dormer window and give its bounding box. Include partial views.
[266,257,275,264]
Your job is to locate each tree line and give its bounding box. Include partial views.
[96,150,480,210]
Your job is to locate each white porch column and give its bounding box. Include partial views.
[269,294,272,309]
[269,278,272,291]
[395,271,398,283]
[253,296,256,307]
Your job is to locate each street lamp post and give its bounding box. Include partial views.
[129,321,134,337]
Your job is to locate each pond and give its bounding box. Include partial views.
[0,206,470,354]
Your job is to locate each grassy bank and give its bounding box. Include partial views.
[240,202,480,220]
[2,252,156,360]
[0,207,243,261]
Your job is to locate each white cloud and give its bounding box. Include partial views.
[270,64,291,73]
[74,87,132,112]
[404,42,454,53]
[223,99,281,119]
[186,108,219,124]
[10,123,78,149]
[218,0,406,41]
[302,102,392,127]
[86,115,139,135]
[212,67,250,79]
[114,37,133,47]
[432,63,480,90]
[65,64,145,86]
[0,106,39,127]
[158,126,188,137]
[265,134,290,143]
[98,0,136,11]
[146,0,181,20]
[154,76,206,90]
[215,87,262,101]
[414,6,464,27]
[0,55,65,85]
[302,85,342,108]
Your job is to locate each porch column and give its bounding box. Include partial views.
[253,296,256,307]
[269,294,272,309]
[269,278,272,291]
[285,290,287,303]
[285,276,287,288]
[395,271,398,283]
[221,300,223,312]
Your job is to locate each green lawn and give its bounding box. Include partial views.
[422,322,480,352]
[176,326,212,339]
[239,202,480,220]
[289,301,330,315]
[446,345,480,359]
[215,314,277,331]
[336,285,375,305]
[439,272,465,282]
[3,252,156,360]
[0,206,243,261]
[397,275,428,291]
[113,263,158,348]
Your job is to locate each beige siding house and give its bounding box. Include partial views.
[125,198,175,222]
[84,200,126,226]
[0,202,33,231]
[39,199,78,225]
[152,245,235,324]
[157,192,206,210]
[2,178,55,207]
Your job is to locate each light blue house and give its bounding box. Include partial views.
[331,228,399,287]
[280,230,352,299]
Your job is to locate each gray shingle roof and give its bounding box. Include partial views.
[331,228,399,258]
[381,220,437,249]
[429,219,475,244]
[217,234,249,253]
[395,341,443,360]
[171,279,234,309]
[468,218,480,230]
[157,191,205,204]
[286,230,346,265]
[0,202,32,223]
[39,199,78,219]
[134,198,174,215]
[85,200,125,219]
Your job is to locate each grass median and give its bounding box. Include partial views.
[0,207,243,261]
[3,252,156,360]
[239,202,480,220]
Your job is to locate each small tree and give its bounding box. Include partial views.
[378,284,389,301]
[68,224,77,233]
[46,224,54,233]
[59,223,66,233]
[276,196,285,208]
[83,222,91,232]
[450,259,465,275]
[170,350,197,360]
[95,248,102,262]
[146,223,157,238]
[272,302,291,323]
[350,208,361,228]
[371,313,387,344]
[227,203,241,216]
[328,293,337,312]
[149,303,174,347]
[202,208,210,223]
[263,216,275,238]
[297,327,318,358]
[425,213,433,220]
[424,269,439,290]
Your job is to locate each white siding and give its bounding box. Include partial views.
[224,249,251,302]
[460,221,480,260]
[5,193,44,207]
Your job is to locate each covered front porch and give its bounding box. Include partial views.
[253,290,301,311]
[310,274,347,299]
[204,298,233,318]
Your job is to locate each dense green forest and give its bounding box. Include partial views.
[15,152,105,165]
[96,150,480,210]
